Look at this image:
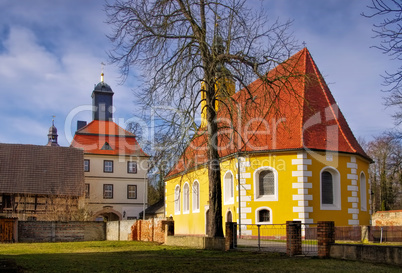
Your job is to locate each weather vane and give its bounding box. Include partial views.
[101,62,105,82]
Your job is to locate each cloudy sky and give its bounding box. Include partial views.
[0,0,399,147]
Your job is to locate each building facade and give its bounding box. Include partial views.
[71,73,149,221]
[165,48,372,236]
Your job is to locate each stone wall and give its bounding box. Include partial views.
[106,220,136,241]
[372,210,402,226]
[330,244,402,266]
[18,221,105,242]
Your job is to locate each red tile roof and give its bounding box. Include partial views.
[167,48,370,177]
[70,120,149,156]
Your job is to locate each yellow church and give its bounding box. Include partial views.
[164,48,372,236]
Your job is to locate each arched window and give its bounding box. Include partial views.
[224,171,234,204]
[320,167,341,210]
[183,183,190,213]
[321,171,333,205]
[256,207,272,224]
[254,167,278,201]
[192,180,200,213]
[360,172,367,211]
[174,185,180,214]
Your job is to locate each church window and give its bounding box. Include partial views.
[360,172,367,211]
[192,180,200,212]
[320,167,341,210]
[254,167,278,201]
[224,171,234,204]
[174,185,180,214]
[183,183,190,214]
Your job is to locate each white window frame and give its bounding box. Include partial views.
[320,167,341,210]
[192,180,200,213]
[253,166,278,201]
[360,172,367,211]
[183,182,190,214]
[255,207,272,224]
[223,170,234,205]
[174,185,180,214]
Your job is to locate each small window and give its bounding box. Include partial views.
[104,160,113,173]
[103,184,113,199]
[127,185,137,199]
[183,183,190,213]
[192,181,200,212]
[259,209,270,222]
[84,159,90,172]
[174,185,180,214]
[85,183,90,199]
[127,161,137,174]
[256,207,272,224]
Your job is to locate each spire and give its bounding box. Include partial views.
[101,62,105,82]
[46,115,59,147]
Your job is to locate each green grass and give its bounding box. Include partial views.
[0,241,400,272]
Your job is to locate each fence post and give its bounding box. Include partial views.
[257,225,261,250]
[286,221,302,256]
[317,221,335,258]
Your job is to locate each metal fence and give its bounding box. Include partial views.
[237,223,318,256]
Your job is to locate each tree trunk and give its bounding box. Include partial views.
[206,83,224,238]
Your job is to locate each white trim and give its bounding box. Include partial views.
[223,170,235,205]
[255,207,272,224]
[320,167,341,211]
[253,166,278,202]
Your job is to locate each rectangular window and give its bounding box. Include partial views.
[103,184,113,199]
[127,185,137,199]
[84,159,90,172]
[127,161,137,174]
[85,184,90,199]
[104,160,113,173]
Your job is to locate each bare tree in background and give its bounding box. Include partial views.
[366,134,402,211]
[363,0,402,127]
[106,0,299,237]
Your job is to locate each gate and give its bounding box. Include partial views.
[0,218,17,243]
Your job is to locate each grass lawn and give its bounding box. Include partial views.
[0,241,400,273]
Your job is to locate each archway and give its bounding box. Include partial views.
[93,208,122,222]
[226,210,233,222]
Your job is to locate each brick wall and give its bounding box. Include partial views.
[317,221,335,258]
[18,221,105,242]
[131,219,168,243]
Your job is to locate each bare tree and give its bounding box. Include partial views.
[366,134,402,211]
[363,0,402,126]
[106,0,298,237]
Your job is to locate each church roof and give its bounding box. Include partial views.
[167,48,370,178]
[70,120,149,157]
[0,144,84,196]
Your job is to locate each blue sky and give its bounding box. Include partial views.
[0,0,399,147]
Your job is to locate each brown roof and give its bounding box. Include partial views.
[167,48,370,177]
[0,144,84,196]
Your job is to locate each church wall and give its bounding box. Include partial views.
[165,151,371,236]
